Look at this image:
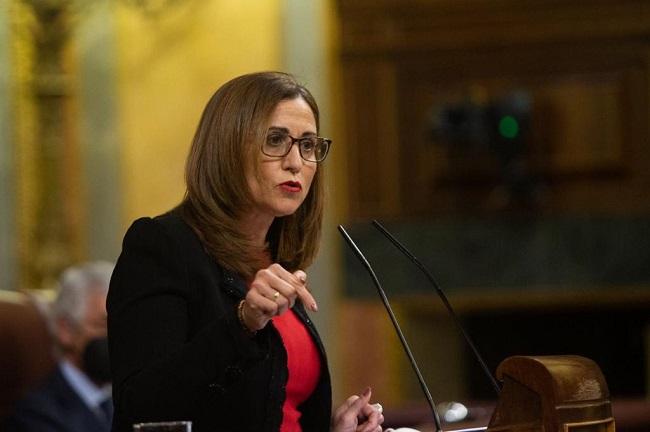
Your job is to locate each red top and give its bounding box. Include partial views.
[272,309,322,432]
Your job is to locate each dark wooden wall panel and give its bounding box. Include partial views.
[339,0,650,219]
[336,0,650,406]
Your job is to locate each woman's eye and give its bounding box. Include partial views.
[266,134,286,147]
[300,138,316,152]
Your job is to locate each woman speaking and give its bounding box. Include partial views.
[107,72,384,432]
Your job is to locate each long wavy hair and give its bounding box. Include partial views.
[180,72,325,279]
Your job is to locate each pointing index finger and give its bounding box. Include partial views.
[293,270,318,312]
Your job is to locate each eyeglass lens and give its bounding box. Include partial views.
[263,132,330,162]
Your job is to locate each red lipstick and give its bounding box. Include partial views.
[279,181,302,192]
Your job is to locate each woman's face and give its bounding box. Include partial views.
[246,97,318,223]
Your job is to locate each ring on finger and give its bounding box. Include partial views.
[273,291,280,300]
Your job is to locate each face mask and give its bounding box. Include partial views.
[82,337,111,385]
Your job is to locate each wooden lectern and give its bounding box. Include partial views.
[487,355,615,432]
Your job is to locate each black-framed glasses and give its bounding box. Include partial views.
[262,130,332,163]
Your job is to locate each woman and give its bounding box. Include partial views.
[107,72,384,432]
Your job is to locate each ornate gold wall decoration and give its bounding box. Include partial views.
[21,0,77,290]
[11,0,191,290]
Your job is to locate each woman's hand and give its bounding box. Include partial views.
[241,264,317,331]
[332,387,384,432]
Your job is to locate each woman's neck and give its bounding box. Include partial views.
[240,212,274,249]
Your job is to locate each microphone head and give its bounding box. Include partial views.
[384,429,423,432]
[439,401,469,422]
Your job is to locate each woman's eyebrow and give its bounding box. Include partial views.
[268,126,317,137]
[268,126,289,133]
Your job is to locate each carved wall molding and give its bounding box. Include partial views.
[338,0,650,56]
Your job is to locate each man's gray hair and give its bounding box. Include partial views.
[51,261,114,326]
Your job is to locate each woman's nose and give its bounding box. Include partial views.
[282,143,303,171]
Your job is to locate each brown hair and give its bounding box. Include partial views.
[180,72,324,279]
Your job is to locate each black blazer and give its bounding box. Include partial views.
[107,211,332,432]
[6,366,112,432]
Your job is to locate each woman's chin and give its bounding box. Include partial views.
[272,198,305,217]
[275,207,301,217]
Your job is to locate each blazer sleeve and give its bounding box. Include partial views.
[107,217,268,425]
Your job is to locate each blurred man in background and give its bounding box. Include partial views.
[7,261,114,432]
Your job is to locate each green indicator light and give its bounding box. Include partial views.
[498,115,519,139]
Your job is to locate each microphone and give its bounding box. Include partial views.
[338,225,444,432]
[371,220,501,395]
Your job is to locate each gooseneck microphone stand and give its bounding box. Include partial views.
[338,225,444,432]
[371,220,501,396]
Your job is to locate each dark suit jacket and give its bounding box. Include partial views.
[6,366,112,432]
[107,211,332,432]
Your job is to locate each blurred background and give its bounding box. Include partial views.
[1,0,649,429]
